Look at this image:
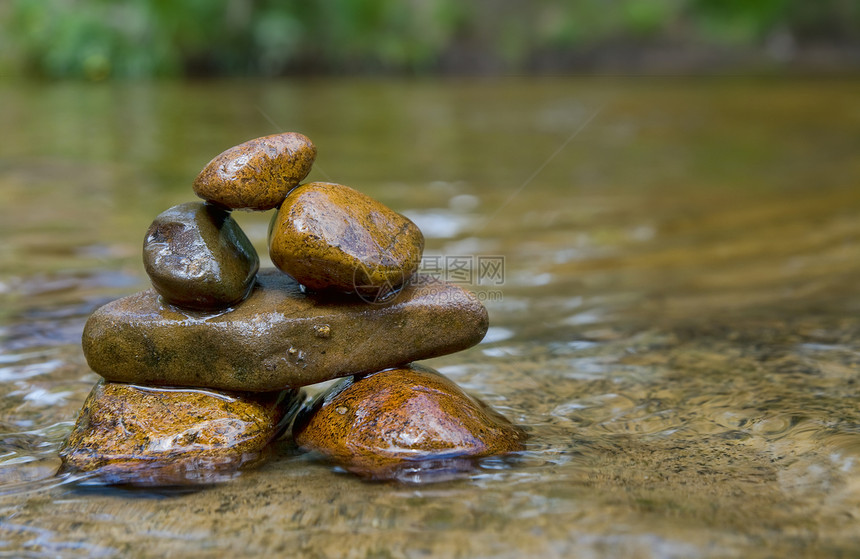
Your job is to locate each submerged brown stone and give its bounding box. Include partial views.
[58,381,301,486]
[143,202,259,311]
[293,364,526,479]
[192,132,316,211]
[82,269,488,391]
[269,182,424,300]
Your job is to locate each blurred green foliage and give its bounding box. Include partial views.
[3,0,860,79]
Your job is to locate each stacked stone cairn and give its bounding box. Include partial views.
[59,133,525,484]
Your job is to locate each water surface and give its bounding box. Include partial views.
[1,77,860,557]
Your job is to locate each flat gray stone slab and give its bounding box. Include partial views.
[83,269,488,391]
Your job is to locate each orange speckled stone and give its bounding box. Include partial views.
[269,182,424,299]
[193,132,316,211]
[58,381,301,486]
[293,364,526,478]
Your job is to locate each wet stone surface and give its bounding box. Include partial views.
[82,269,488,391]
[293,364,526,479]
[58,381,301,486]
[269,181,424,299]
[143,202,259,311]
[193,132,316,211]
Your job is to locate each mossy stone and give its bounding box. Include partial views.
[143,202,259,311]
[58,381,301,486]
[193,132,316,211]
[269,182,424,300]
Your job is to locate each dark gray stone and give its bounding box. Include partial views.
[143,202,259,311]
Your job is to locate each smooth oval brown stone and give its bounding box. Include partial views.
[269,182,424,299]
[193,132,316,211]
[82,269,488,391]
[58,381,301,486]
[143,202,259,311]
[293,364,526,479]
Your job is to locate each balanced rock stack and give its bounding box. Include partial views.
[59,133,525,484]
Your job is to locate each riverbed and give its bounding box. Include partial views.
[1,77,859,557]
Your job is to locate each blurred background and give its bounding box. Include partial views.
[2,0,860,79]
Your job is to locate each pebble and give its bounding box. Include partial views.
[58,381,301,486]
[269,182,424,300]
[82,269,488,392]
[192,132,316,211]
[293,364,526,479]
[143,202,259,311]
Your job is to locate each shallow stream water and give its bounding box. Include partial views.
[1,77,860,557]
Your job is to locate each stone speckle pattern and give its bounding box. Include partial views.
[58,381,301,486]
[293,364,526,478]
[192,132,316,211]
[143,202,259,311]
[269,182,424,299]
[82,269,488,392]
